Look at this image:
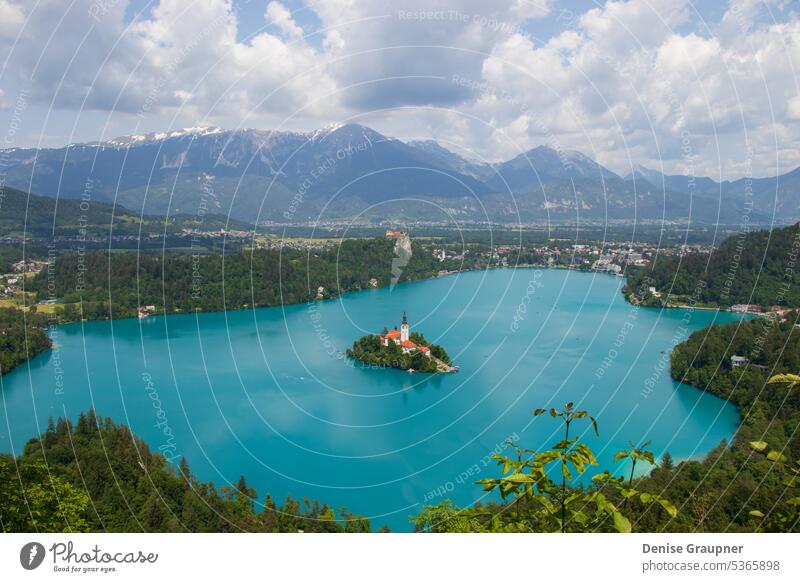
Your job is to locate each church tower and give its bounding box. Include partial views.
[400,311,409,342]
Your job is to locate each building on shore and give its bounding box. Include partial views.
[731,355,749,368]
[731,304,763,313]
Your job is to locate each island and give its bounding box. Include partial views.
[347,312,456,373]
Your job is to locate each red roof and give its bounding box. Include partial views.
[401,340,417,348]
[418,346,430,352]
[385,329,401,339]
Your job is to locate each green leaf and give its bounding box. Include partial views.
[503,473,531,483]
[577,444,598,466]
[553,439,577,450]
[749,441,769,452]
[612,511,632,533]
[592,471,620,485]
[767,373,800,387]
[571,510,588,524]
[639,492,653,504]
[784,476,800,488]
[767,451,789,463]
[749,510,765,518]
[536,451,560,465]
[656,498,678,518]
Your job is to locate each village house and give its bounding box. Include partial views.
[730,355,749,368]
[137,305,157,319]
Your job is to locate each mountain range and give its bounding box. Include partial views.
[0,123,795,225]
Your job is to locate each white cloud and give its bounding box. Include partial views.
[0,0,338,126]
[468,0,800,176]
[265,1,304,40]
[789,95,800,120]
[304,0,552,108]
[0,0,24,39]
[0,0,797,178]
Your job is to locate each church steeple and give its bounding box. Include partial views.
[400,311,409,342]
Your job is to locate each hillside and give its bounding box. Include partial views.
[0,185,251,239]
[631,318,800,532]
[0,411,373,532]
[0,308,51,375]
[626,165,800,221]
[625,223,800,308]
[0,185,129,238]
[27,237,454,321]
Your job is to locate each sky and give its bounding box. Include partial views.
[0,0,798,179]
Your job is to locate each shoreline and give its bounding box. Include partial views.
[6,263,769,381]
[2,265,746,524]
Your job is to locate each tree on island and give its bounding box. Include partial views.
[347,334,442,373]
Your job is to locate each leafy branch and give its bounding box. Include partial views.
[474,403,676,532]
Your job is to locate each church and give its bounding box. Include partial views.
[380,312,431,357]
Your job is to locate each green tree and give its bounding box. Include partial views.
[0,456,90,532]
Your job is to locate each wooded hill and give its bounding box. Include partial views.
[28,237,452,321]
[0,411,375,532]
[0,185,249,239]
[625,223,800,308]
[0,308,51,375]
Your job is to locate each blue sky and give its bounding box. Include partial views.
[1,0,798,179]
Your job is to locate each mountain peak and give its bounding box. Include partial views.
[309,123,384,142]
[103,126,225,147]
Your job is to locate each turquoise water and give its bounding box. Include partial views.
[0,268,743,530]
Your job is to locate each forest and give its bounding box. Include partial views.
[625,222,800,308]
[0,411,377,532]
[29,237,450,322]
[0,307,51,375]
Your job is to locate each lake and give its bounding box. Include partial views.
[0,268,743,530]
